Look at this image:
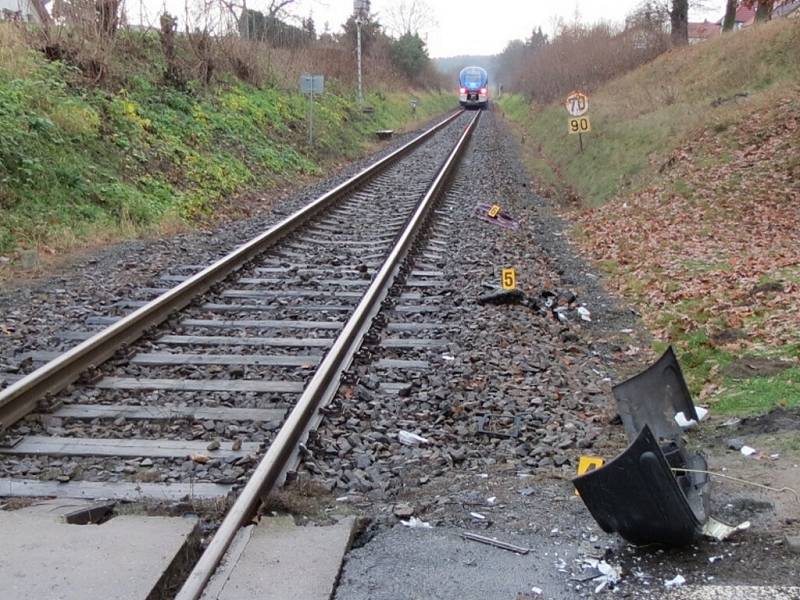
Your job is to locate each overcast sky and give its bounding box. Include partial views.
[286,0,728,57]
[138,0,728,57]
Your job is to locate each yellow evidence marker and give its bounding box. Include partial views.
[575,455,605,496]
[488,204,501,218]
[501,268,517,290]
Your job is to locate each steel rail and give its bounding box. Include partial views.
[0,109,465,433]
[175,110,482,600]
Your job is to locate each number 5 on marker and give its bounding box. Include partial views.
[501,268,516,290]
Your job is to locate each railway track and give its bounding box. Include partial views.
[0,109,480,598]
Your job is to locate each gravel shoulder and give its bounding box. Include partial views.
[293,109,800,598]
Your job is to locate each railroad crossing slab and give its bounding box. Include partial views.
[0,504,198,600]
[334,524,576,600]
[205,515,357,600]
[666,586,800,599]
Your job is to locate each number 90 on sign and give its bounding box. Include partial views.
[568,117,591,134]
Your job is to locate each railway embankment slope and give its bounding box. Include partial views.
[499,19,800,415]
[0,25,452,267]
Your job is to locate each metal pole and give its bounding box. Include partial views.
[309,86,314,146]
[579,133,583,153]
[356,19,364,104]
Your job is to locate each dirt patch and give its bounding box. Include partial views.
[751,280,786,295]
[710,327,747,345]
[695,410,800,535]
[724,356,798,380]
[735,407,800,435]
[263,479,346,523]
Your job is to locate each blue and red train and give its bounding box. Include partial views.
[458,66,489,109]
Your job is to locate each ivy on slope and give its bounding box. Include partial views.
[0,53,452,254]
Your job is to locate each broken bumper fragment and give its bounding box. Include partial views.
[573,347,721,547]
[613,346,697,442]
[573,425,709,547]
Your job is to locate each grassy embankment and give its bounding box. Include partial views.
[498,19,800,416]
[0,26,454,263]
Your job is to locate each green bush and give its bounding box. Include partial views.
[0,47,454,256]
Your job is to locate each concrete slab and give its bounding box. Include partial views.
[0,477,232,501]
[334,525,575,600]
[206,516,356,600]
[668,586,800,599]
[0,507,198,600]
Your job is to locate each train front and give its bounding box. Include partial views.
[458,66,489,109]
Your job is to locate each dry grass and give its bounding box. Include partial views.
[4,13,441,93]
[500,22,669,103]
[600,18,800,121]
[0,22,36,75]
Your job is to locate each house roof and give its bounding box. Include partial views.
[688,21,722,39]
[734,5,757,24]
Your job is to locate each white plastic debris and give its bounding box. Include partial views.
[470,512,487,520]
[702,517,751,541]
[664,574,686,588]
[741,445,757,457]
[577,306,592,322]
[398,431,429,446]
[442,354,455,361]
[486,496,497,506]
[675,406,709,429]
[400,517,432,529]
[708,555,723,563]
[583,559,621,593]
[530,587,543,596]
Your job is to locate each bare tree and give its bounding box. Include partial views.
[266,0,296,18]
[95,0,120,37]
[744,0,775,21]
[29,0,53,24]
[670,0,688,46]
[386,0,436,36]
[217,0,296,25]
[722,0,737,31]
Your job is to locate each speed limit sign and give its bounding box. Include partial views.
[565,91,589,117]
[568,117,591,134]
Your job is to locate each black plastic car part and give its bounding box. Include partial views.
[573,425,710,547]
[613,346,697,443]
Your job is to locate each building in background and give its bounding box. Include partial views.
[725,4,756,28]
[774,0,800,17]
[688,20,721,43]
